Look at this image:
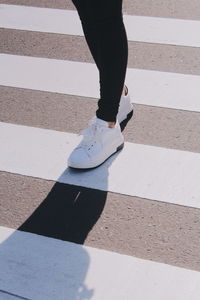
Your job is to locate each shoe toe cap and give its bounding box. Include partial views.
[68,147,90,168]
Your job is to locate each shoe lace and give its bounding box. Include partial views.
[78,118,104,149]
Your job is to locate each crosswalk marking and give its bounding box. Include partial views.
[0,4,82,36]
[1,4,200,47]
[1,1,200,298]
[0,226,200,300]
[1,53,200,112]
[1,121,200,209]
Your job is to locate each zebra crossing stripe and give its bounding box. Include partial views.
[0,53,200,112]
[1,4,200,298]
[1,121,200,209]
[1,4,200,47]
[0,226,200,300]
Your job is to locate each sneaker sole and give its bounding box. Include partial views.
[68,142,124,170]
[118,104,134,124]
[119,109,134,131]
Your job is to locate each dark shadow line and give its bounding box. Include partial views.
[0,289,30,300]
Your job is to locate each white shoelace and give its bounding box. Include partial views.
[78,118,105,149]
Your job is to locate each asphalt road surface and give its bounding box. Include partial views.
[1,1,200,299]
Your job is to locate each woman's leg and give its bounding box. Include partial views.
[72,0,128,123]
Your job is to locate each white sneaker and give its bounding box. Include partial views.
[117,85,134,123]
[68,117,124,169]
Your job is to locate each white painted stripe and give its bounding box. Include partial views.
[1,226,200,300]
[1,53,200,112]
[0,4,82,36]
[1,122,200,209]
[124,14,200,48]
[1,4,200,48]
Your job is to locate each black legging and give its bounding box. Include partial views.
[71,0,128,122]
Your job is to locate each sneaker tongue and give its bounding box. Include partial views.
[95,117,109,127]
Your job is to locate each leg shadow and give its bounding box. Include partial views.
[18,183,107,244]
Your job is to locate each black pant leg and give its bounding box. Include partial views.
[71,0,128,122]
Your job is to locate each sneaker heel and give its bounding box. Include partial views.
[116,143,124,151]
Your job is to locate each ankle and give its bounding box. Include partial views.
[122,86,126,96]
[108,121,116,128]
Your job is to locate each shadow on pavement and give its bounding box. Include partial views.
[0,114,133,299]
